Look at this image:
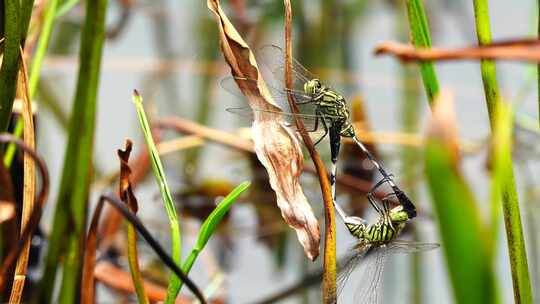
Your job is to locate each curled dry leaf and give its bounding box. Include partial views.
[118,139,138,212]
[207,0,320,260]
[426,89,461,167]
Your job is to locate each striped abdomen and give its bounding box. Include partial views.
[346,221,402,244]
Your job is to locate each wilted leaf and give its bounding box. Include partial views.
[117,139,148,304]
[118,139,138,213]
[207,0,320,260]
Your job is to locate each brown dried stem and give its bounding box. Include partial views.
[375,39,540,62]
[9,45,37,304]
[283,1,336,302]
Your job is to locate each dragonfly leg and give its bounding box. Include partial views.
[382,197,396,230]
[367,192,384,216]
[306,112,319,133]
[313,110,329,146]
[368,174,395,197]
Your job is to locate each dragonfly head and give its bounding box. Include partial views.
[389,205,410,224]
[304,78,323,95]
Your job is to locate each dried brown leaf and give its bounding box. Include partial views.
[207,0,320,260]
[81,198,105,304]
[118,139,138,212]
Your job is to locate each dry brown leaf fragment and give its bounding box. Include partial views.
[117,139,138,212]
[207,0,320,260]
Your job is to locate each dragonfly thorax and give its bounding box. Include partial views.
[303,79,355,138]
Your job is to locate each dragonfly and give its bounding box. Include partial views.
[221,45,417,219]
[334,195,439,303]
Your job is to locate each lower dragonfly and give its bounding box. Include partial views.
[222,45,416,219]
[334,195,439,303]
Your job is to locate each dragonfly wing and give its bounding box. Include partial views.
[226,106,327,136]
[221,76,314,109]
[220,76,246,98]
[385,240,440,254]
[257,45,316,92]
[353,245,387,304]
[336,244,369,299]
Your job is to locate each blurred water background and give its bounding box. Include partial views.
[34,0,540,303]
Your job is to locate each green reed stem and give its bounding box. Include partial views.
[132,91,183,304]
[405,0,440,105]
[127,223,149,304]
[38,0,107,302]
[471,1,533,303]
[3,0,59,167]
[0,0,34,134]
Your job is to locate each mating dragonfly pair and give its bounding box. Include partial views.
[222,45,439,302]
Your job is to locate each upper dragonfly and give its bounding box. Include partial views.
[221,45,417,219]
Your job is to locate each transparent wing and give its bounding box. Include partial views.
[220,76,315,109]
[385,240,440,254]
[336,244,369,298]
[513,122,540,161]
[337,240,439,303]
[257,44,316,92]
[226,106,333,138]
[353,245,387,304]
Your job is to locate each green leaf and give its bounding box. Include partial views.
[472,2,533,302]
[55,0,81,18]
[4,0,60,167]
[132,91,183,304]
[0,0,22,133]
[179,181,250,292]
[405,0,440,104]
[425,140,498,304]
[38,0,108,302]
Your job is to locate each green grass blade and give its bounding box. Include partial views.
[425,138,497,304]
[180,181,250,290]
[127,224,149,304]
[0,0,22,133]
[471,2,533,302]
[132,91,183,304]
[38,0,107,302]
[494,103,533,303]
[405,0,440,104]
[55,0,81,18]
[472,0,500,123]
[0,0,33,133]
[3,0,60,167]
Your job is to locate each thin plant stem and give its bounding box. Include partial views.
[472,1,533,303]
[8,46,36,304]
[284,1,336,303]
[4,0,59,167]
[132,91,183,303]
[405,0,440,105]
